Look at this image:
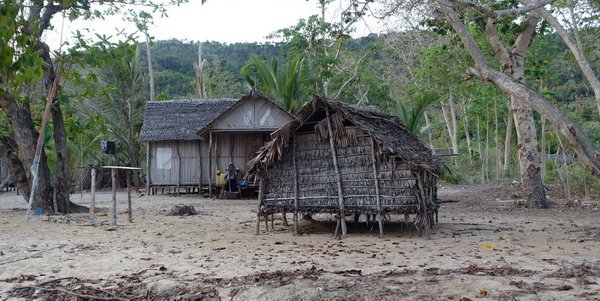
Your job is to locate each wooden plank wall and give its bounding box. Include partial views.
[149,133,266,187]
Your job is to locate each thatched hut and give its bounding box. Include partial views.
[140,90,295,195]
[247,96,442,237]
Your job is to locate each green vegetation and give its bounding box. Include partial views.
[1,0,599,209]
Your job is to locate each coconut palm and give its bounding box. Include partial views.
[394,91,440,135]
[241,54,304,114]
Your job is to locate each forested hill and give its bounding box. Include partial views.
[138,39,282,99]
[138,37,381,100]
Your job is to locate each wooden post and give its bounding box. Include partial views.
[146,142,151,195]
[176,142,181,196]
[292,134,299,236]
[369,137,384,237]
[208,132,213,198]
[255,178,265,235]
[90,167,96,225]
[325,108,347,238]
[213,134,218,199]
[198,141,203,194]
[126,170,132,223]
[415,171,428,235]
[229,134,234,166]
[111,168,117,226]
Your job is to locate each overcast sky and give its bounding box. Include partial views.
[44,0,390,49]
[41,0,390,49]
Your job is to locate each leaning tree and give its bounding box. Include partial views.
[0,0,184,213]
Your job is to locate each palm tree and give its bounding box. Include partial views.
[394,91,439,135]
[241,54,304,114]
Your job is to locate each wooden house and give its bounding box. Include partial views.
[247,96,442,237]
[140,90,295,194]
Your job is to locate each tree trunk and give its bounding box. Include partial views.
[512,98,547,207]
[424,112,435,153]
[194,42,208,98]
[541,116,546,181]
[503,100,514,173]
[0,97,52,211]
[485,104,490,182]
[441,98,459,155]
[0,137,31,199]
[51,102,84,213]
[146,34,155,102]
[477,117,485,183]
[494,98,500,180]
[40,44,86,214]
[460,98,474,163]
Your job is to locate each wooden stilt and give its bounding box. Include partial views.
[325,108,347,238]
[264,213,269,232]
[282,211,288,227]
[90,167,96,225]
[255,205,262,235]
[369,137,384,237]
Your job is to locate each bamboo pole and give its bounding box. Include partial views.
[292,134,299,236]
[325,108,347,238]
[90,167,96,225]
[369,137,384,237]
[111,168,117,226]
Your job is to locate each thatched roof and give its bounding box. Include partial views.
[248,95,442,177]
[140,98,237,142]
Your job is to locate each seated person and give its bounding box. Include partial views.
[224,164,241,195]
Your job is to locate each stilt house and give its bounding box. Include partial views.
[247,96,442,236]
[140,90,295,194]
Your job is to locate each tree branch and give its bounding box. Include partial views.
[513,13,540,57]
[451,0,554,20]
[437,0,488,66]
[484,18,511,67]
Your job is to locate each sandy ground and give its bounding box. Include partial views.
[0,184,599,300]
